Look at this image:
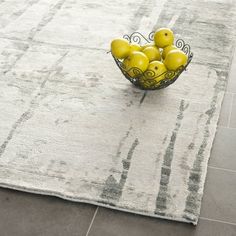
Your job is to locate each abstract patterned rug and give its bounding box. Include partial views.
[0,0,235,225]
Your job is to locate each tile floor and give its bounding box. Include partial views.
[0,51,235,236]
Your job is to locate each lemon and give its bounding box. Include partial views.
[122,57,130,70]
[125,51,149,78]
[142,46,161,62]
[154,28,174,48]
[111,38,130,59]
[141,43,155,50]
[164,49,188,71]
[130,43,142,54]
[146,61,167,81]
[162,45,177,59]
[139,61,167,88]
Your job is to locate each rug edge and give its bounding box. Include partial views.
[0,182,197,225]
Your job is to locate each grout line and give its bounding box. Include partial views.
[227,93,234,127]
[199,216,236,226]
[85,206,99,236]
[208,165,236,174]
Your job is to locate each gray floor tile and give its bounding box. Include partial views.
[0,188,96,236]
[200,168,236,223]
[227,48,236,93]
[88,207,236,236]
[227,78,236,93]
[218,93,233,127]
[209,126,236,170]
[229,94,236,128]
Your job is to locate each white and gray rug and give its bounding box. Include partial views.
[0,0,235,225]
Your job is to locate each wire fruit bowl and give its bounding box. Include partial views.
[111,32,193,90]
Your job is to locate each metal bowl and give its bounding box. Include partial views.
[111,31,193,90]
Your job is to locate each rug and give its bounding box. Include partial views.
[0,0,235,225]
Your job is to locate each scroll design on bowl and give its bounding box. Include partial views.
[123,32,151,44]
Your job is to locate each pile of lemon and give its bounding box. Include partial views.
[110,28,188,87]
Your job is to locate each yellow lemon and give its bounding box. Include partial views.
[125,51,149,78]
[154,28,174,48]
[162,45,177,59]
[164,49,188,71]
[130,43,142,54]
[122,57,130,70]
[142,46,161,62]
[141,43,155,50]
[111,38,130,59]
[145,61,167,82]
[139,61,167,88]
